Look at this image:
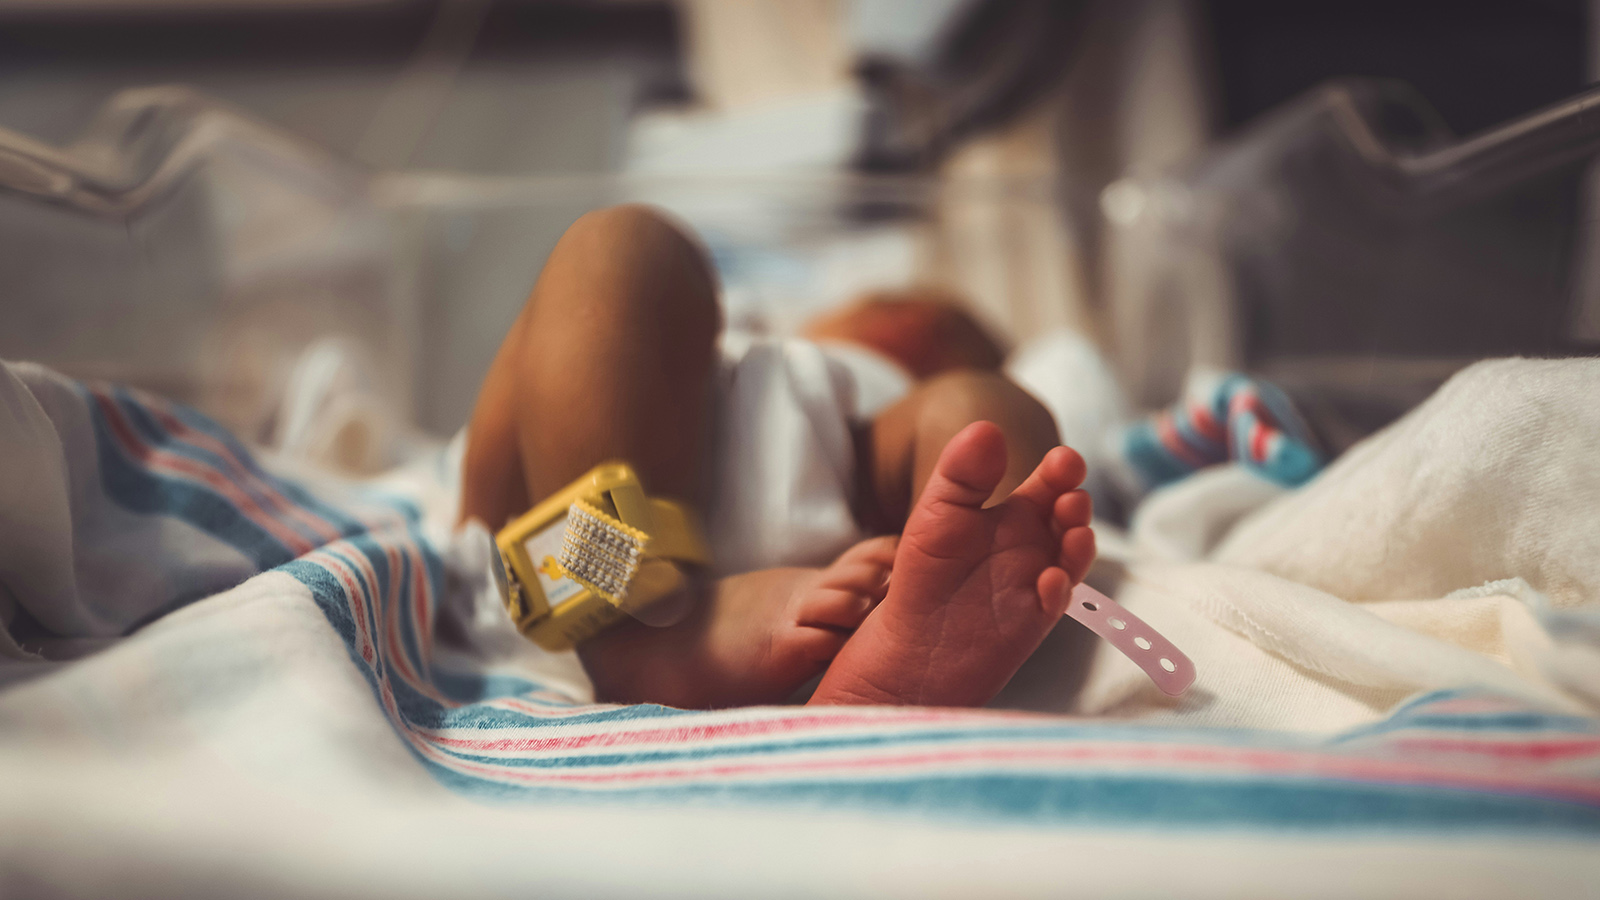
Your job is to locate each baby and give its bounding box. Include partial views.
[459,206,1095,709]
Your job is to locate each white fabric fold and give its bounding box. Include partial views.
[1026,357,1600,729]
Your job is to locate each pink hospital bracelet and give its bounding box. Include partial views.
[1067,584,1196,697]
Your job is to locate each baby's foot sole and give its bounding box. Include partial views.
[811,422,1094,707]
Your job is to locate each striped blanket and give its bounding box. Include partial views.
[1,359,1597,897]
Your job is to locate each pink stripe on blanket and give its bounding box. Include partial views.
[145,401,345,544]
[92,391,317,556]
[1157,414,1209,467]
[1189,400,1226,442]
[431,739,1600,803]
[424,709,998,753]
[1391,737,1600,762]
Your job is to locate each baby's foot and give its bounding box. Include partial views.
[577,536,898,708]
[810,421,1094,706]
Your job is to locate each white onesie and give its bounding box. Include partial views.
[703,333,910,576]
[440,334,911,578]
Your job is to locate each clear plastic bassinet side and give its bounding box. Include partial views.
[1092,77,1600,439]
[0,85,421,454]
[0,86,1071,457]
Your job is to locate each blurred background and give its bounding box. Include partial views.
[1,0,1597,466]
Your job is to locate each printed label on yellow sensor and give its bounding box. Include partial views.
[522,514,584,608]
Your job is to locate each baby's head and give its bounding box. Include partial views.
[802,288,1006,379]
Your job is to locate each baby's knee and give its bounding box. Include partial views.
[567,203,676,243]
[543,204,719,338]
[565,205,712,284]
[915,371,1058,448]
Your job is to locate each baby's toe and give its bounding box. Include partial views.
[1061,525,1096,584]
[795,581,881,630]
[798,538,898,629]
[1042,445,1087,492]
[1052,490,1092,533]
[833,535,899,569]
[822,559,894,600]
[1035,566,1072,615]
[783,624,853,668]
[1012,445,1087,515]
[924,421,1011,508]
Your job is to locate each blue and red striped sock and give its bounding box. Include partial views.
[1120,373,1322,491]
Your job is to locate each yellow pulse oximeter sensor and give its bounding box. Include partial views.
[490,463,710,651]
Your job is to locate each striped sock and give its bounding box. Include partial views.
[1121,373,1322,491]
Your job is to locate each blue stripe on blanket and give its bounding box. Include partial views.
[82,380,1600,833]
[116,385,377,538]
[86,389,296,571]
[488,777,1600,834]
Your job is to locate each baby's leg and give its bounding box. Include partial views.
[461,206,886,708]
[856,369,1064,533]
[460,204,720,531]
